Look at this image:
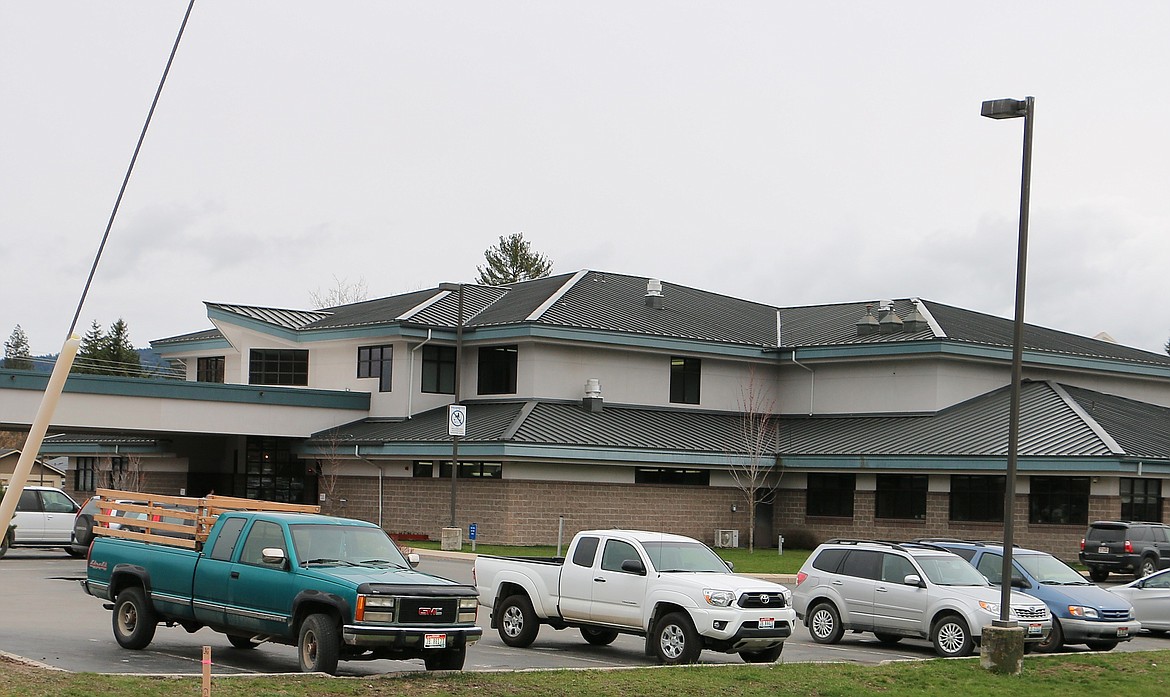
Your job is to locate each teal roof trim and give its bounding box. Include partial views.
[207,306,302,342]
[299,440,763,466]
[779,455,1131,473]
[152,337,233,354]
[0,370,370,410]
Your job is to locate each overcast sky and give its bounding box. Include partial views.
[3,2,1169,357]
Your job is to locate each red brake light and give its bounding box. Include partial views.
[1125,541,1134,553]
[1080,538,1085,551]
[796,571,808,585]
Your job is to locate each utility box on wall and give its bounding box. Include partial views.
[714,529,739,548]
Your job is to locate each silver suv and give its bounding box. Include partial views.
[792,539,1051,657]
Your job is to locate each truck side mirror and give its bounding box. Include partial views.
[621,559,646,575]
[407,552,421,568]
[903,574,924,588]
[261,547,288,569]
[725,560,735,572]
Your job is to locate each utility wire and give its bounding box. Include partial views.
[67,0,197,341]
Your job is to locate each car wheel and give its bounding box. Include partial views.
[73,514,96,548]
[931,614,974,658]
[1085,640,1118,651]
[496,594,539,648]
[739,643,784,663]
[64,546,87,558]
[1088,567,1109,582]
[1140,557,1158,578]
[580,627,619,646]
[112,587,157,650]
[0,530,11,559]
[808,602,844,644]
[873,632,903,645]
[298,613,339,674]
[227,634,258,649]
[423,646,466,670]
[653,611,701,665]
[1034,617,1064,653]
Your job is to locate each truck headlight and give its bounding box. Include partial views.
[459,597,479,623]
[704,589,735,607]
[356,595,395,623]
[1068,606,1099,619]
[978,601,1000,615]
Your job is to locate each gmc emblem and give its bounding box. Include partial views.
[418,608,444,616]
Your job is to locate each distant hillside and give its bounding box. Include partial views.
[25,348,177,377]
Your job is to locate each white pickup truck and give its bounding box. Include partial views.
[473,529,796,664]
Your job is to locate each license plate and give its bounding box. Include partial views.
[1028,623,1042,636]
[1098,546,1109,553]
[1117,627,1129,638]
[759,618,775,630]
[424,633,447,649]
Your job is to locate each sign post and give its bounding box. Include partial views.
[469,522,477,553]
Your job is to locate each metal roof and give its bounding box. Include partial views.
[308,381,1166,463]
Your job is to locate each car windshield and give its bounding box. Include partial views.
[289,524,409,568]
[1015,552,1090,585]
[917,555,991,586]
[641,541,730,573]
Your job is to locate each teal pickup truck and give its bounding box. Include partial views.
[82,510,481,673]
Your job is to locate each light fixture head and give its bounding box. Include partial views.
[981,98,1028,119]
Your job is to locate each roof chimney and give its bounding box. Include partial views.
[879,305,903,334]
[856,304,880,336]
[645,279,663,309]
[583,378,603,412]
[902,303,928,333]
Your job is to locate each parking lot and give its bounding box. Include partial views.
[1,548,1165,676]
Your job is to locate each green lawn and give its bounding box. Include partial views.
[405,539,810,575]
[4,650,1168,697]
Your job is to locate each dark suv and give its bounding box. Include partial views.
[1080,521,1170,580]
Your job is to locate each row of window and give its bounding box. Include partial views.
[807,474,1162,524]
[199,346,705,404]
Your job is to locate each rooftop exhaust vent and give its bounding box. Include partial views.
[583,378,603,412]
[856,304,880,336]
[645,279,663,309]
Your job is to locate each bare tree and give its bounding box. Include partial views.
[96,456,143,492]
[0,430,27,450]
[310,275,369,309]
[315,430,346,509]
[728,369,782,553]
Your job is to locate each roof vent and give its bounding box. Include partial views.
[645,279,663,310]
[903,304,928,333]
[856,304,880,336]
[879,306,903,334]
[583,378,603,412]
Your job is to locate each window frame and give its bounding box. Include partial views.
[477,345,518,395]
[421,345,456,395]
[669,356,702,405]
[875,474,928,520]
[1028,476,1090,525]
[196,356,225,383]
[357,345,393,392]
[949,474,1005,522]
[806,473,856,518]
[1121,478,1162,522]
[248,349,309,386]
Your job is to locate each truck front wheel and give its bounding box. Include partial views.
[497,594,539,648]
[112,587,157,650]
[739,643,784,663]
[653,611,701,665]
[298,613,340,674]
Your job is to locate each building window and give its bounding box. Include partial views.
[74,457,96,492]
[806,473,855,517]
[245,436,308,503]
[421,346,456,394]
[634,468,710,486]
[875,474,927,520]
[950,475,1005,522]
[1029,476,1089,525]
[248,349,308,386]
[477,345,518,395]
[196,356,225,383]
[669,357,701,404]
[357,345,393,392]
[422,461,504,479]
[1121,478,1161,522]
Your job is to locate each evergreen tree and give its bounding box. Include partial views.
[3,325,33,370]
[476,232,553,285]
[73,321,107,375]
[104,319,141,376]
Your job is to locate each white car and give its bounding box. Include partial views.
[2,485,83,558]
[792,539,1051,657]
[1109,567,1170,634]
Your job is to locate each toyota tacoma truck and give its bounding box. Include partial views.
[473,529,795,664]
[82,491,480,673]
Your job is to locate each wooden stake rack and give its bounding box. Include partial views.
[92,488,321,550]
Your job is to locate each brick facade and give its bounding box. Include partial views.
[321,476,750,548]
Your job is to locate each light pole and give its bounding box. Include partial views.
[981,96,1034,634]
[438,283,465,528]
